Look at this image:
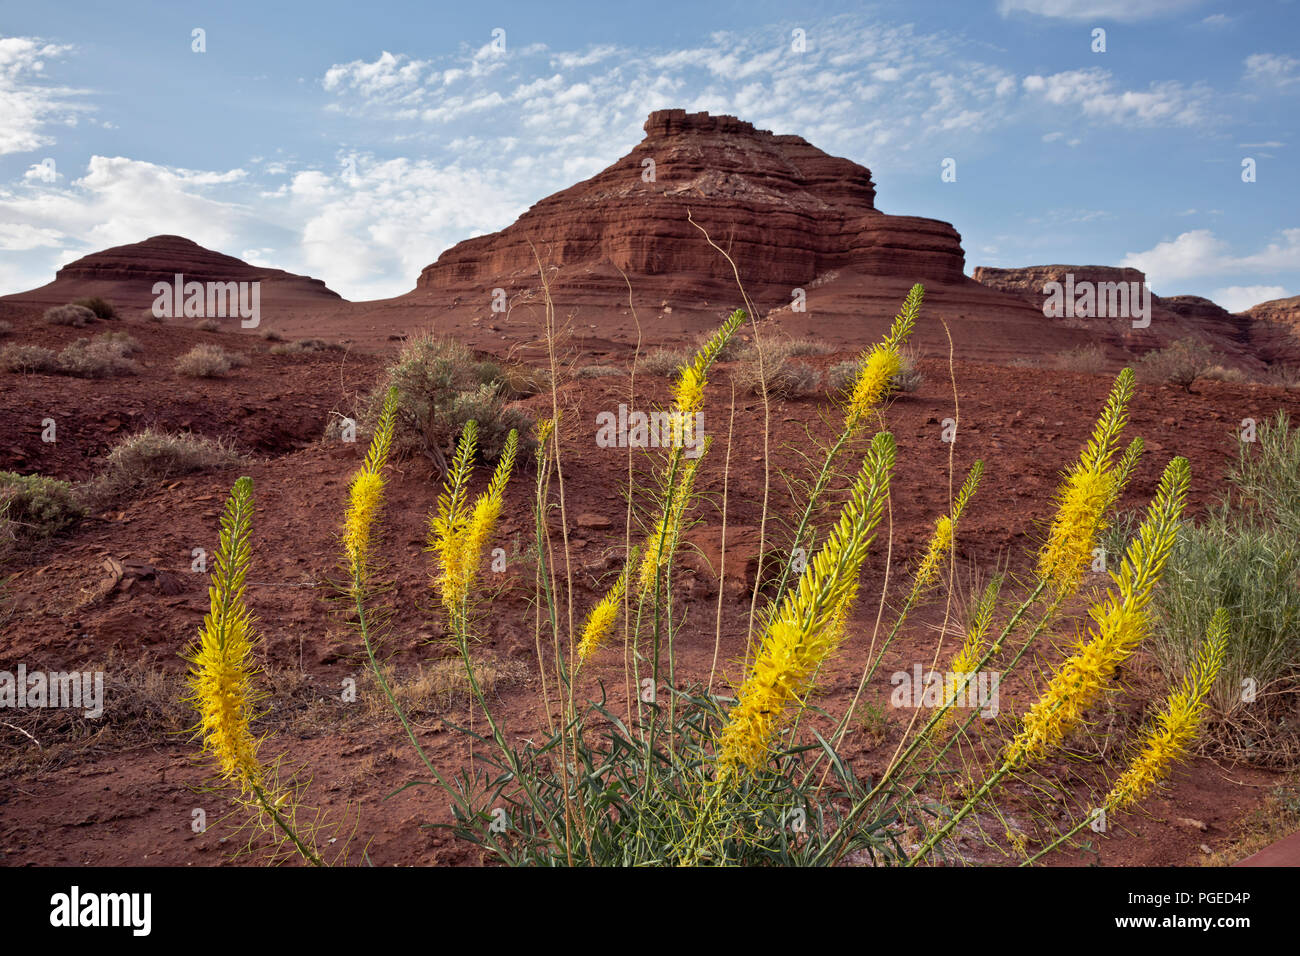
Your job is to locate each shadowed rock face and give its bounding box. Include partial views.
[1243,295,1300,365]
[417,109,968,293]
[4,235,343,309]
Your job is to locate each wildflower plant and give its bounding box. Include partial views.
[187,277,1232,867]
[183,476,325,865]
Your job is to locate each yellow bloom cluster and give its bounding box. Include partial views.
[1037,369,1139,593]
[185,476,264,792]
[715,432,896,777]
[1106,609,1227,811]
[577,566,629,665]
[1010,456,1190,766]
[343,387,398,586]
[673,309,746,415]
[637,447,706,592]
[430,422,519,616]
[844,283,921,431]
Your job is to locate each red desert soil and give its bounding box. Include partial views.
[1,294,1297,867]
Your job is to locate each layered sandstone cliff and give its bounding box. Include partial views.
[416,109,968,294]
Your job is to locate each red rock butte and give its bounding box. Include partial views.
[416,109,967,293]
[3,235,342,312]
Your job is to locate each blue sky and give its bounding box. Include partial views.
[1,0,1297,309]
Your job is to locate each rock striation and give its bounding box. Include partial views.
[4,235,343,310]
[417,109,968,294]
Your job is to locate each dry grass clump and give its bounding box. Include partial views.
[575,364,623,379]
[83,428,243,505]
[42,304,95,327]
[0,344,59,373]
[368,657,528,719]
[175,344,248,377]
[260,327,285,342]
[891,344,924,393]
[1265,364,1300,389]
[0,320,12,337]
[735,355,822,397]
[269,338,344,355]
[195,318,222,332]
[640,348,690,376]
[71,296,117,320]
[1055,343,1109,374]
[55,333,141,378]
[1201,364,1248,383]
[0,471,86,560]
[1136,339,1214,390]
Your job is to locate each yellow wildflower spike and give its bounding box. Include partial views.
[343,386,398,585]
[672,309,745,414]
[716,431,896,777]
[845,284,921,430]
[184,475,264,791]
[577,566,630,665]
[452,429,518,606]
[1037,369,1137,593]
[912,460,982,593]
[637,440,709,592]
[1010,457,1190,766]
[429,421,479,611]
[1105,608,1228,812]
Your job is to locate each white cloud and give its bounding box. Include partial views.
[998,0,1202,20]
[0,156,254,287]
[1212,284,1289,311]
[1199,14,1232,27]
[1021,67,1209,126]
[1121,228,1300,289]
[0,36,92,155]
[1244,53,1300,88]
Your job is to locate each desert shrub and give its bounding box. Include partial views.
[0,320,12,337]
[85,428,242,505]
[785,338,836,357]
[1201,364,1247,383]
[496,362,549,398]
[94,330,142,355]
[260,327,285,342]
[270,338,342,355]
[1151,412,1300,763]
[175,344,235,378]
[42,304,95,327]
[735,356,822,397]
[826,359,857,393]
[0,344,59,373]
[1055,344,1109,375]
[576,365,623,379]
[56,335,140,378]
[1228,410,1300,538]
[71,296,117,320]
[370,333,533,466]
[891,344,923,393]
[1153,515,1300,762]
[1136,339,1214,389]
[640,348,689,376]
[0,472,86,556]
[195,318,221,332]
[1265,365,1300,389]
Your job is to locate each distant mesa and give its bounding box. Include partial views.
[416,109,968,296]
[973,264,1292,369]
[2,235,344,311]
